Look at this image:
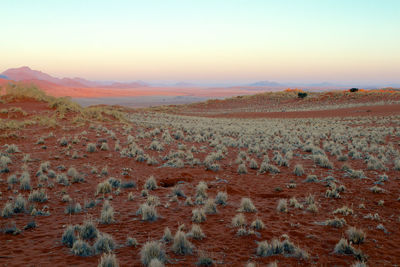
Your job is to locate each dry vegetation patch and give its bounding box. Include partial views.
[0,85,400,266]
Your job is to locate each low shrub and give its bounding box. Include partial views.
[94,233,116,254]
[140,241,166,266]
[172,230,193,255]
[192,208,206,223]
[238,198,257,213]
[71,239,93,256]
[98,253,119,267]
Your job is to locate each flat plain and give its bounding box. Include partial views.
[1,85,400,266]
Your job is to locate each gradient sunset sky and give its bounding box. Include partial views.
[1,0,399,85]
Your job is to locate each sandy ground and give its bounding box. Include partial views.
[0,95,400,266]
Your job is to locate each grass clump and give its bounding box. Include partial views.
[215,191,228,205]
[68,167,84,183]
[59,137,68,147]
[369,185,384,193]
[307,203,318,213]
[304,175,318,183]
[71,239,93,256]
[5,144,20,153]
[140,241,166,266]
[148,259,165,267]
[256,237,308,259]
[56,173,70,186]
[144,176,158,190]
[293,164,304,176]
[162,227,173,243]
[192,208,206,223]
[289,197,303,209]
[325,217,346,228]
[2,202,14,218]
[172,230,193,255]
[238,198,257,212]
[277,199,288,213]
[19,171,31,190]
[7,174,18,185]
[24,221,37,230]
[28,189,48,202]
[100,143,109,151]
[170,185,185,197]
[3,221,21,235]
[98,253,119,267]
[204,198,217,214]
[334,238,355,254]
[195,181,208,200]
[350,262,367,267]
[237,163,248,174]
[333,238,367,261]
[313,154,333,169]
[231,213,247,227]
[250,218,265,230]
[0,155,12,173]
[138,203,158,221]
[346,227,366,244]
[65,202,82,214]
[80,219,98,240]
[333,206,353,216]
[62,225,77,247]
[13,194,26,213]
[87,143,96,152]
[126,237,139,247]
[187,224,206,240]
[94,233,116,254]
[96,181,112,195]
[100,200,115,224]
[196,251,214,266]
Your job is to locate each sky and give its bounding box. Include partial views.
[1,0,399,85]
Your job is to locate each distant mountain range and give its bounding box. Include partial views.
[1,66,399,89]
[248,80,283,87]
[1,66,148,88]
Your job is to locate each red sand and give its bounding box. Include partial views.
[203,104,400,118]
[0,96,400,266]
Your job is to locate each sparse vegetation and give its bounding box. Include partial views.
[94,233,116,254]
[232,213,247,227]
[71,239,93,256]
[172,230,193,255]
[293,164,304,176]
[98,253,119,267]
[277,199,288,213]
[144,176,158,190]
[238,198,257,213]
[100,200,115,224]
[1,84,399,265]
[192,208,206,223]
[256,237,308,259]
[215,191,228,205]
[187,224,206,240]
[140,241,166,266]
[346,227,366,244]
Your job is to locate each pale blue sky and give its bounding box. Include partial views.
[1,0,399,84]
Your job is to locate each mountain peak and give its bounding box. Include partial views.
[248,80,282,87]
[18,66,32,70]
[2,66,60,84]
[1,66,147,88]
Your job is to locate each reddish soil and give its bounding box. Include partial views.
[205,104,400,119]
[163,90,400,118]
[0,94,400,266]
